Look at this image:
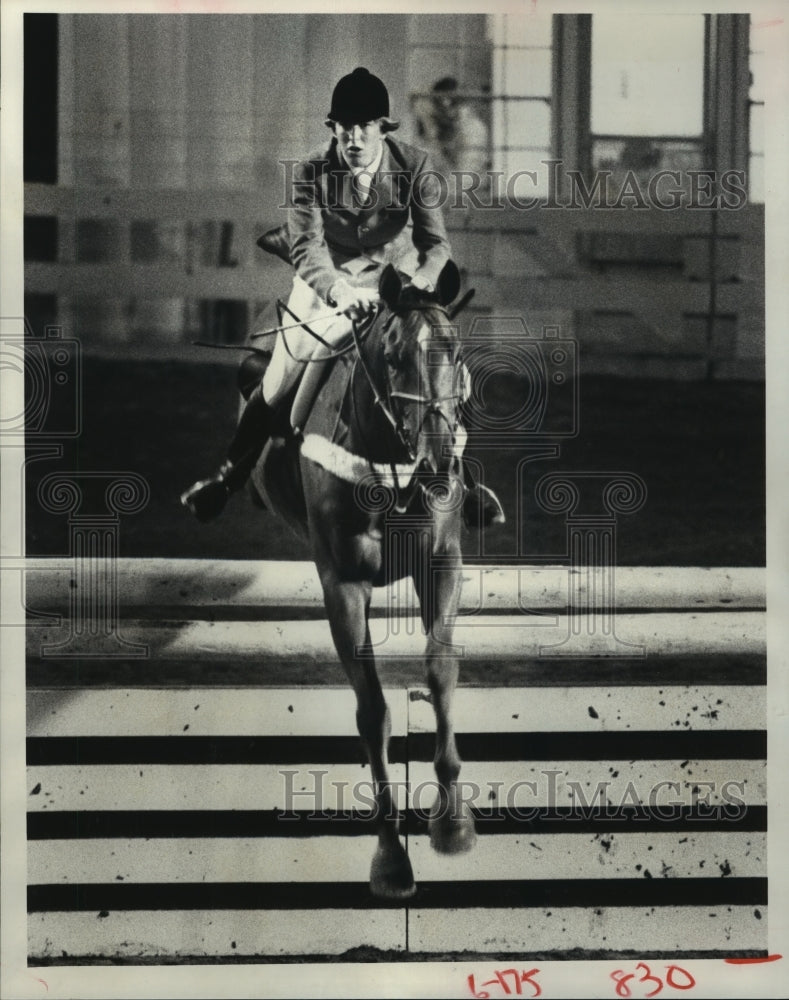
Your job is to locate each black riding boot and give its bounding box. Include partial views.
[461,462,506,529]
[181,386,273,522]
[458,397,505,529]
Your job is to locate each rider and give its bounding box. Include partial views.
[182,66,504,527]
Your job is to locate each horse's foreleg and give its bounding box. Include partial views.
[322,576,416,899]
[414,549,477,855]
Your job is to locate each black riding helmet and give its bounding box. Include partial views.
[325,67,400,131]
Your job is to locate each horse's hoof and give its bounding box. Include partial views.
[428,799,477,855]
[369,842,416,900]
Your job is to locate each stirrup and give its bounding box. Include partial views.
[462,483,506,529]
[181,461,235,523]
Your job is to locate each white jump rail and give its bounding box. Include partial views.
[26,685,767,959]
[25,611,767,660]
[22,559,766,611]
[24,559,768,959]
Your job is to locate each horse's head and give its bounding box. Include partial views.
[371,260,463,480]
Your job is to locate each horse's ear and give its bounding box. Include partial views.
[379,264,403,310]
[435,259,461,306]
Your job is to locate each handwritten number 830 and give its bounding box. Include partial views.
[611,963,696,998]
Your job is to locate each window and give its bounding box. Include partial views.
[406,13,758,207]
[748,16,765,204]
[406,13,556,201]
[589,14,707,188]
[549,15,756,205]
[406,15,493,180]
[489,11,554,199]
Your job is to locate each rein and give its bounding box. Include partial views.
[276,298,376,363]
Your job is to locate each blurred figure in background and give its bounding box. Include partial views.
[413,76,490,179]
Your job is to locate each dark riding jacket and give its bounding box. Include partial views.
[286,135,452,303]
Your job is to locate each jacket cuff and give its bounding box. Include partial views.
[311,269,342,304]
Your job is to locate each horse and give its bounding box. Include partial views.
[251,259,477,899]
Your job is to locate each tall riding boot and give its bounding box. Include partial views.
[181,386,273,522]
[461,461,506,529]
[458,395,506,529]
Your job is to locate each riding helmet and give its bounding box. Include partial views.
[325,67,399,130]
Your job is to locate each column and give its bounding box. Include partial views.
[535,471,647,656]
[37,471,149,658]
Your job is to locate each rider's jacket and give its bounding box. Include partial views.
[286,135,452,303]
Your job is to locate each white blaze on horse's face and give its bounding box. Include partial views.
[382,302,460,479]
[413,319,458,475]
[416,322,432,349]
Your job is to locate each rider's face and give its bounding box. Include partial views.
[333,119,384,169]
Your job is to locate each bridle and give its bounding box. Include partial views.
[349,299,465,505]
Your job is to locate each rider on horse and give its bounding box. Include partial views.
[182,66,504,528]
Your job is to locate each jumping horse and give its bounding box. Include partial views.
[250,259,477,899]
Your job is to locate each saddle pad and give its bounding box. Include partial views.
[300,427,467,489]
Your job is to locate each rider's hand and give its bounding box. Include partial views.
[330,279,379,322]
[409,273,434,292]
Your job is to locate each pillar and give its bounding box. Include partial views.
[37,471,149,658]
[535,471,647,656]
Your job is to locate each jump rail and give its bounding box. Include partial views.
[23,558,766,611]
[27,684,767,960]
[22,559,767,663]
[24,558,768,960]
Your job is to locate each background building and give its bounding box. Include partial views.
[24,11,764,379]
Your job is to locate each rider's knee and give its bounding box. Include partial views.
[237,353,269,400]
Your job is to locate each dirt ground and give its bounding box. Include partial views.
[25,358,765,567]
